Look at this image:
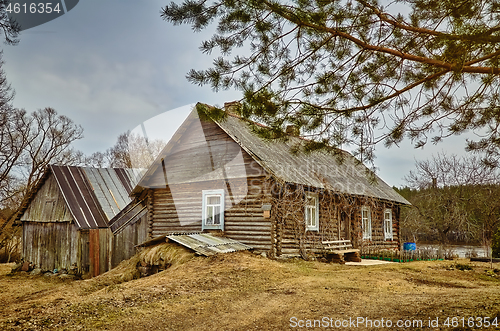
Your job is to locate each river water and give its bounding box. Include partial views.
[415,244,489,258]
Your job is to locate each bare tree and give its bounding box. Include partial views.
[403,153,500,246]
[467,185,500,251]
[105,131,165,169]
[84,151,109,168]
[0,107,84,260]
[107,132,132,168]
[128,133,166,169]
[0,108,84,218]
[405,153,500,189]
[0,217,20,262]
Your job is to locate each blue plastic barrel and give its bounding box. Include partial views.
[403,242,416,251]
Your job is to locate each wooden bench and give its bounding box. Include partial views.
[322,240,361,263]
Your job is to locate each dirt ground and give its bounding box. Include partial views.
[1,252,499,330]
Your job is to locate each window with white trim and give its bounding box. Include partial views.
[361,206,371,239]
[384,208,393,240]
[305,192,319,231]
[202,190,224,230]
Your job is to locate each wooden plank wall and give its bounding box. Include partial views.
[22,221,78,271]
[111,213,148,268]
[88,228,112,277]
[77,230,90,275]
[20,174,72,223]
[98,228,111,275]
[89,229,100,277]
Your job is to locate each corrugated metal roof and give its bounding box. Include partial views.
[51,165,108,229]
[82,167,139,220]
[49,165,144,229]
[166,233,252,256]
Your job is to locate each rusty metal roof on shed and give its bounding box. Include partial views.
[166,233,252,256]
[18,165,145,229]
[53,165,144,228]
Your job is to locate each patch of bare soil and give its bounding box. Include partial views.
[1,254,499,330]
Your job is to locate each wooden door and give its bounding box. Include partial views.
[339,211,350,240]
[89,229,100,277]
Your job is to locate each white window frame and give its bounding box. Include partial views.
[361,206,372,240]
[384,208,393,240]
[305,192,319,231]
[202,189,225,230]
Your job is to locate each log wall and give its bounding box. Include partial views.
[144,117,273,250]
[149,176,272,250]
[277,191,401,256]
[278,192,347,256]
[353,200,400,250]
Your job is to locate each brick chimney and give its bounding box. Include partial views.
[224,101,240,115]
[286,125,300,136]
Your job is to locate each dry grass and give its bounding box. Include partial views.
[1,253,499,330]
[0,262,14,276]
[138,242,194,268]
[83,243,195,289]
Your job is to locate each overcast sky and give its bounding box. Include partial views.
[1,0,477,187]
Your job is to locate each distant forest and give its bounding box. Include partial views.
[396,154,500,249]
[397,185,500,246]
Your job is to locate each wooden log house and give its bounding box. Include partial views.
[128,103,410,258]
[17,101,410,272]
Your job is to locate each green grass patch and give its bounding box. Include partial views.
[455,263,473,271]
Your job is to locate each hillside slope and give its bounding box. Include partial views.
[1,252,499,330]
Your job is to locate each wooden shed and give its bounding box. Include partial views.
[17,165,143,276]
[127,103,410,258]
